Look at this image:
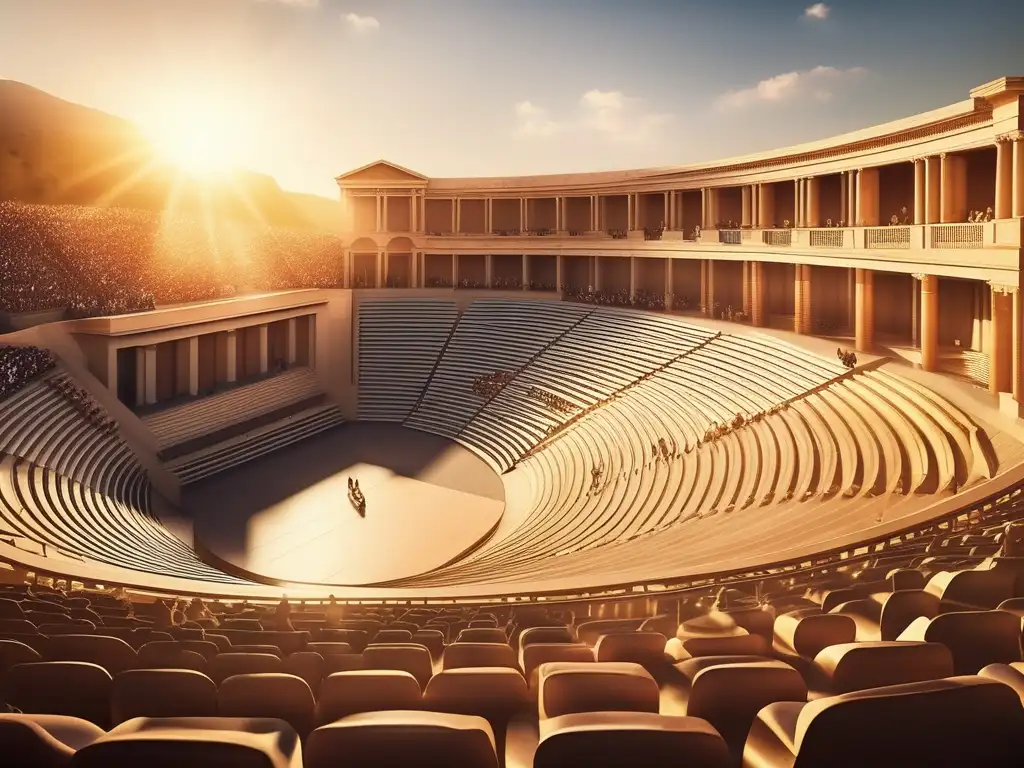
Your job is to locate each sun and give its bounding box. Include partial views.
[145,98,238,175]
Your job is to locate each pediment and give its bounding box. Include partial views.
[335,160,427,184]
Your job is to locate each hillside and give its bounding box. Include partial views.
[0,80,340,232]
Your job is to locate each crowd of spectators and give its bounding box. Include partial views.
[0,344,56,402]
[837,348,858,369]
[527,386,575,415]
[0,202,345,318]
[46,375,118,435]
[471,370,515,398]
[565,286,684,312]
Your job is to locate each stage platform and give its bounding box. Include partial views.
[187,422,505,585]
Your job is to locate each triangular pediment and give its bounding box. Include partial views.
[335,160,427,183]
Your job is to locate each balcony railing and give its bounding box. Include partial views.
[809,229,847,248]
[719,229,742,245]
[930,223,984,249]
[865,226,911,249]
[762,229,792,247]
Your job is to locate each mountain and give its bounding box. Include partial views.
[0,80,341,232]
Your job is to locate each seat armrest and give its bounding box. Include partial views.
[504,712,539,768]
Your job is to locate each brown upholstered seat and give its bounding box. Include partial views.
[531,711,731,768]
[364,643,434,690]
[897,610,1021,675]
[209,652,283,685]
[574,619,645,646]
[517,626,574,649]
[0,637,42,676]
[978,661,1024,705]
[47,634,137,675]
[773,608,856,661]
[538,662,659,719]
[374,629,414,644]
[316,670,423,726]
[666,615,770,661]
[136,641,208,671]
[519,643,594,688]
[456,628,509,644]
[877,589,940,640]
[110,669,218,724]
[411,629,446,657]
[443,642,519,672]
[69,716,302,767]
[592,631,667,668]
[307,641,353,657]
[305,710,499,768]
[282,651,326,694]
[809,641,954,697]
[2,661,112,727]
[0,713,105,767]
[217,673,316,738]
[743,676,1024,767]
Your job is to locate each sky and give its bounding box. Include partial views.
[0,0,1022,198]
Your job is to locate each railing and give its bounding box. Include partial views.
[865,226,911,249]
[762,229,792,247]
[809,229,846,248]
[718,229,742,245]
[930,223,984,249]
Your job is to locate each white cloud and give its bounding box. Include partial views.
[714,65,866,110]
[345,12,380,33]
[804,3,830,20]
[514,89,672,143]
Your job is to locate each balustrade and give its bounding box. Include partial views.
[929,223,985,249]
[718,229,742,245]
[865,226,911,249]
[809,229,847,248]
[762,229,792,247]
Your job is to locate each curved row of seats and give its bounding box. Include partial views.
[0,374,249,584]
[4,531,1024,766]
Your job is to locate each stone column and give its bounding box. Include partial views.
[913,159,926,225]
[750,261,766,327]
[410,251,419,288]
[742,261,752,317]
[143,345,157,405]
[521,254,530,290]
[751,185,760,228]
[454,198,461,233]
[627,193,634,231]
[857,167,880,226]
[286,318,298,365]
[701,188,709,229]
[995,139,1013,220]
[924,156,941,224]
[794,264,812,334]
[807,177,821,228]
[847,170,857,226]
[555,254,563,295]
[591,195,598,231]
[839,175,848,227]
[522,198,529,231]
[940,153,957,223]
[919,274,939,372]
[382,195,389,233]
[794,179,803,227]
[664,258,674,310]
[990,285,1013,394]
[485,198,492,234]
[1013,133,1024,219]
[485,254,493,288]
[176,336,199,397]
[451,253,457,285]
[216,330,237,384]
[376,249,384,288]
[1014,288,1024,404]
[662,191,669,229]
[741,186,751,228]
[758,184,775,229]
[257,324,269,375]
[375,192,382,233]
[855,268,874,352]
[410,194,417,233]
[911,278,919,348]
[629,256,637,300]
[704,259,715,317]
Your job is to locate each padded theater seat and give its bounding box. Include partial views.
[443,642,518,672]
[47,635,137,676]
[364,644,434,690]
[520,644,594,690]
[809,641,954,697]
[773,608,856,663]
[593,631,667,668]
[897,611,1022,675]
[527,711,731,768]
[305,711,499,768]
[0,637,43,676]
[2,662,112,727]
[517,626,575,649]
[742,676,1024,767]
[217,673,316,739]
[210,653,283,685]
[68,717,302,768]
[110,669,219,725]
[979,662,1024,706]
[457,628,508,644]
[0,713,105,768]
[538,662,659,719]
[316,670,423,726]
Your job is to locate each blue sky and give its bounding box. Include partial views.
[0,0,1021,196]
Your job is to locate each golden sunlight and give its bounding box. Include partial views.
[144,96,240,175]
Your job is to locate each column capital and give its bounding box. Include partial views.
[911,273,927,281]
[997,130,1024,143]
[989,282,1018,295]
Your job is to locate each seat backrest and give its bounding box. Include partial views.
[0,598,26,619]
[424,668,529,722]
[898,610,1022,675]
[2,661,112,727]
[363,644,434,690]
[305,711,498,768]
[593,631,667,666]
[456,628,508,644]
[374,629,413,644]
[316,670,422,726]
[794,676,1024,766]
[533,711,731,768]
[69,716,302,767]
[209,652,283,685]
[0,618,36,634]
[811,641,954,695]
[773,609,856,659]
[878,589,940,640]
[48,634,137,675]
[575,619,645,646]
[518,627,574,649]
[520,644,594,686]
[0,638,42,676]
[538,662,659,720]
[137,641,208,672]
[218,673,316,739]
[308,642,354,657]
[282,651,326,693]
[442,642,518,672]
[0,712,106,766]
[110,669,218,725]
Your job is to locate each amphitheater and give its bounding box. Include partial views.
[3,77,1024,765]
